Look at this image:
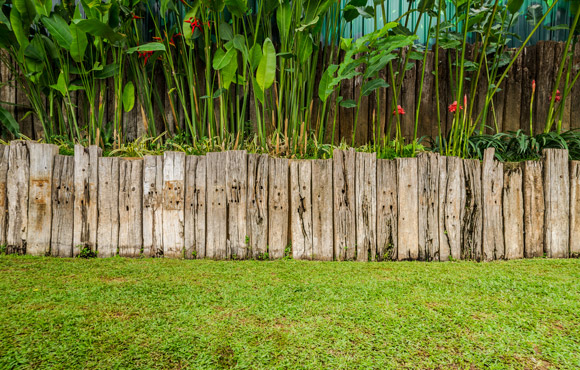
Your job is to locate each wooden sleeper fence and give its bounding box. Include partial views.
[0,141,578,261]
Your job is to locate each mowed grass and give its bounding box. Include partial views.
[1,256,579,369]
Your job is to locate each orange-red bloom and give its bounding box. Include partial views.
[393,105,405,115]
[552,89,562,103]
[448,101,463,113]
[185,17,202,33]
[532,80,536,93]
[138,50,153,65]
[132,15,143,20]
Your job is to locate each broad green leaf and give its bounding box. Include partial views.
[13,0,35,25]
[297,33,313,64]
[232,34,249,63]
[126,43,166,54]
[94,64,119,79]
[249,43,262,71]
[212,47,235,70]
[256,38,276,91]
[251,76,264,103]
[318,64,338,102]
[225,0,247,17]
[220,51,238,89]
[123,82,135,112]
[361,78,389,96]
[507,0,524,14]
[69,23,87,63]
[276,0,292,45]
[74,19,125,42]
[0,106,20,136]
[339,99,356,108]
[49,72,68,96]
[10,8,29,48]
[525,4,543,27]
[219,21,233,41]
[201,0,225,12]
[42,15,72,50]
[0,0,11,30]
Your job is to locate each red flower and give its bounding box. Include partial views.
[152,37,162,41]
[532,80,536,93]
[393,105,405,115]
[132,15,143,20]
[448,101,463,113]
[551,89,562,103]
[138,50,153,65]
[185,17,202,33]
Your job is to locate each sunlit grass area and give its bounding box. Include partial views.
[1,256,579,369]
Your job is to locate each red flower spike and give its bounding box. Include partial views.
[532,80,536,93]
[132,15,143,20]
[551,89,562,103]
[180,0,187,5]
[393,105,405,115]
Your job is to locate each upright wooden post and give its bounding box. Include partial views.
[290,160,313,260]
[26,143,58,256]
[523,161,545,258]
[397,157,418,260]
[418,152,439,261]
[503,163,524,259]
[226,151,248,259]
[73,145,101,256]
[268,157,289,259]
[543,149,570,258]
[482,148,504,261]
[6,142,29,254]
[163,152,185,258]
[118,159,143,257]
[377,159,397,261]
[206,152,227,259]
[143,156,163,257]
[333,149,356,260]
[355,152,377,262]
[97,157,119,258]
[51,155,74,257]
[438,156,464,261]
[462,159,482,261]
[247,154,269,259]
[570,161,580,257]
[312,159,333,261]
[0,146,8,246]
[185,155,206,259]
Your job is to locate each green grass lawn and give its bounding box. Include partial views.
[1,256,579,369]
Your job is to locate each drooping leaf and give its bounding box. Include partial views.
[361,78,390,96]
[339,99,356,108]
[249,43,262,72]
[507,0,524,14]
[69,23,87,63]
[10,8,29,48]
[94,64,119,79]
[225,0,247,17]
[74,19,125,42]
[219,50,238,89]
[318,64,338,102]
[13,0,35,25]
[213,47,236,70]
[256,38,276,91]
[219,21,233,41]
[42,15,73,50]
[126,42,166,54]
[525,4,544,27]
[0,106,20,136]
[276,0,292,45]
[123,82,135,112]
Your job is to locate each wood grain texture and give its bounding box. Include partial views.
[143,156,163,257]
[163,152,185,258]
[523,161,544,258]
[438,156,464,261]
[355,152,377,262]
[482,148,504,261]
[418,152,439,261]
[26,143,58,256]
[226,151,248,259]
[97,157,119,258]
[570,161,580,257]
[118,159,143,258]
[503,163,524,260]
[333,149,356,260]
[268,157,289,259]
[247,154,269,259]
[397,158,418,260]
[290,160,313,260]
[51,155,74,257]
[6,142,29,254]
[185,156,206,259]
[73,145,101,255]
[206,152,227,259]
[311,159,333,261]
[543,149,570,258]
[462,159,482,261]
[377,159,397,261]
[0,146,9,246]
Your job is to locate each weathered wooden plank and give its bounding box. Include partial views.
[206,152,227,259]
[521,46,536,134]
[247,154,268,259]
[163,152,185,258]
[543,149,570,258]
[462,159,482,261]
[417,51,436,139]
[185,155,206,259]
[311,159,333,261]
[523,161,544,258]
[401,59,417,140]
[396,157,418,260]
[418,152,439,261]
[97,157,119,258]
[503,163,524,260]
[355,152,377,262]
[143,156,163,257]
[226,151,248,259]
[438,156,464,261]
[290,160,313,260]
[73,145,101,256]
[333,149,356,260]
[570,161,580,257]
[118,159,143,258]
[268,157,289,259]
[51,155,74,257]
[0,146,9,246]
[571,41,580,130]
[482,148,504,261]
[339,71,354,142]
[354,56,369,145]
[535,41,555,128]
[6,142,29,254]
[377,159,397,261]
[503,51,523,133]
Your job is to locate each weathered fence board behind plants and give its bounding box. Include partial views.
[1,142,580,261]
